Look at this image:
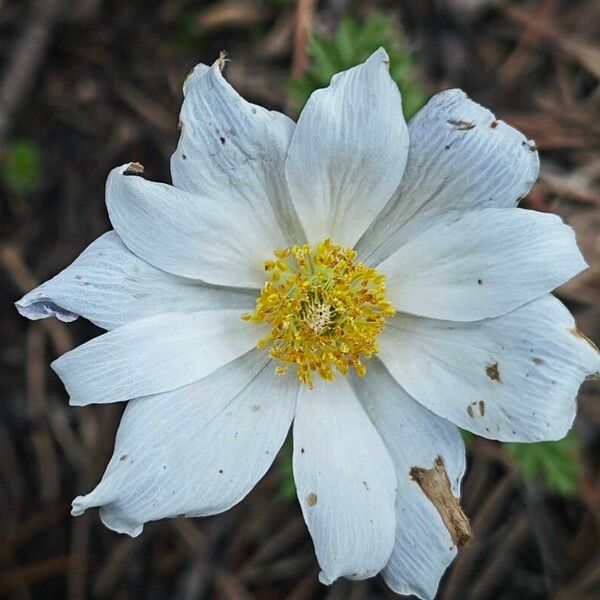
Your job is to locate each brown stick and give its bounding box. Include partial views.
[504,4,600,79]
[26,324,60,502]
[0,244,73,355]
[290,0,317,79]
[0,0,69,142]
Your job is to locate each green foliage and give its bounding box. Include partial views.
[505,432,581,496]
[288,14,427,118]
[461,428,581,496]
[278,435,296,501]
[460,429,475,448]
[1,140,41,196]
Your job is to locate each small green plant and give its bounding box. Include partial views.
[505,432,581,496]
[289,14,427,118]
[460,429,581,496]
[1,140,41,196]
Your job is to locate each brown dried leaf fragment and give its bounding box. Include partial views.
[570,327,600,353]
[485,362,500,381]
[410,457,472,547]
[123,162,144,176]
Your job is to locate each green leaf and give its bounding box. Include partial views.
[505,431,581,496]
[460,429,475,449]
[278,434,296,501]
[2,140,41,196]
[288,14,427,118]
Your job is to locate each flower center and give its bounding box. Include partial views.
[243,239,395,388]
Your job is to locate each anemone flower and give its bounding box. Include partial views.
[17,49,599,599]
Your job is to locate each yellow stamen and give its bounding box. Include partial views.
[245,239,395,388]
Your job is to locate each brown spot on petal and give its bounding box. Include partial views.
[119,454,128,462]
[491,120,499,129]
[486,362,500,381]
[410,457,472,547]
[448,119,475,131]
[467,404,474,418]
[478,400,485,417]
[532,357,545,365]
[307,493,318,507]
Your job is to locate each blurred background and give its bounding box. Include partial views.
[1,0,599,598]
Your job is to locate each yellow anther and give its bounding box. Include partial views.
[245,240,395,386]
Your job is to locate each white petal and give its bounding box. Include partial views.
[379,208,587,321]
[171,60,303,245]
[71,351,298,536]
[355,89,540,264]
[52,310,266,406]
[351,359,465,600]
[106,163,285,288]
[15,231,257,330]
[379,295,600,441]
[285,48,409,248]
[292,376,396,584]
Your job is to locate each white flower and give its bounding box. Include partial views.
[16,49,599,599]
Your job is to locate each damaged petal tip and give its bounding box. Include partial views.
[318,571,335,586]
[410,456,472,547]
[71,496,87,516]
[123,162,145,176]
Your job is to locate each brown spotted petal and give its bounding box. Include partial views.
[292,376,396,585]
[351,358,466,600]
[15,231,257,331]
[378,295,600,442]
[71,351,297,535]
[170,58,304,246]
[355,88,540,265]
